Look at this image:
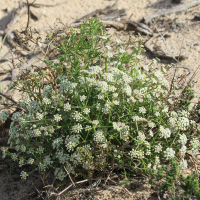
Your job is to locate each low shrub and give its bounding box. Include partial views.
[0,19,199,188]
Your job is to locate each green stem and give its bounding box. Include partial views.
[105,57,108,72]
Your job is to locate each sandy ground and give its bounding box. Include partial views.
[0,0,200,199]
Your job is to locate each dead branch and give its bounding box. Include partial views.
[0,92,18,104]
[144,33,187,61]
[74,0,119,23]
[11,51,45,81]
[31,1,68,8]
[144,0,200,23]
[71,20,153,35]
[5,2,28,49]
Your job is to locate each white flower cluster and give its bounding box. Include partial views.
[179,159,188,171]
[43,98,51,105]
[54,114,62,122]
[83,108,90,115]
[164,148,175,160]
[148,121,156,128]
[113,122,126,131]
[72,111,82,121]
[89,66,102,75]
[80,95,87,101]
[178,110,190,118]
[96,80,108,93]
[159,126,171,139]
[120,125,129,141]
[123,84,132,96]
[71,123,83,133]
[129,149,144,159]
[154,143,162,153]
[176,117,189,131]
[190,138,200,155]
[178,134,187,145]
[92,120,99,125]
[137,131,146,143]
[36,112,43,120]
[139,106,146,114]
[94,130,106,143]
[64,102,71,111]
[154,70,164,80]
[65,135,80,152]
[132,115,144,122]
[102,103,111,114]
[168,117,177,127]
[20,171,28,180]
[179,145,187,155]
[85,125,92,132]
[103,73,115,82]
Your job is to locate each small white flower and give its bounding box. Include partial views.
[43,98,51,105]
[106,52,113,58]
[92,120,99,125]
[154,70,163,80]
[129,149,144,159]
[179,145,187,155]
[113,93,118,98]
[80,95,87,102]
[99,36,107,40]
[54,114,62,122]
[71,123,83,133]
[105,45,111,50]
[154,112,160,117]
[113,100,119,105]
[148,121,156,128]
[97,93,104,100]
[119,48,126,54]
[159,126,171,139]
[177,117,189,131]
[139,106,146,114]
[137,131,146,143]
[155,143,162,153]
[152,59,157,64]
[72,111,82,121]
[178,134,187,145]
[155,156,160,165]
[27,158,34,165]
[136,55,142,60]
[20,171,28,180]
[64,102,71,111]
[179,159,188,171]
[132,115,141,122]
[36,112,43,120]
[85,125,92,131]
[164,148,175,160]
[65,135,80,152]
[83,108,90,115]
[94,130,106,143]
[149,130,154,137]
[115,38,122,44]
